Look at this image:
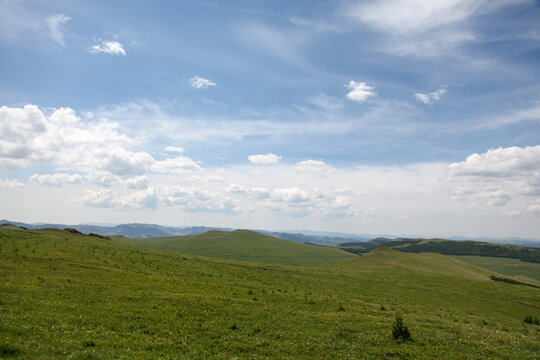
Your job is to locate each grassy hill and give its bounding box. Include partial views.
[340,237,540,263]
[453,255,540,282]
[326,247,492,280]
[114,229,357,266]
[1,226,539,359]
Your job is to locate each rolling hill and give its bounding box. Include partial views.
[339,237,540,263]
[114,229,357,266]
[1,226,539,358]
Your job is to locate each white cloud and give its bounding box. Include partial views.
[46,14,70,46]
[125,187,158,209]
[29,173,82,187]
[189,76,216,89]
[165,146,185,153]
[125,175,149,190]
[248,153,282,164]
[90,40,126,56]
[0,104,154,178]
[345,81,376,102]
[447,145,540,209]
[529,203,540,216]
[415,88,447,104]
[295,159,335,175]
[78,189,119,208]
[152,155,202,173]
[161,185,245,214]
[449,145,540,179]
[0,179,25,189]
[98,147,154,176]
[87,172,119,187]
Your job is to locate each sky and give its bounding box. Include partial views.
[1,0,539,238]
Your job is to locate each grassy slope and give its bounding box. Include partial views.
[114,229,357,266]
[0,227,539,359]
[453,255,540,282]
[326,247,492,280]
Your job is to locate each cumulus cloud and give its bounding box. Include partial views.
[295,159,335,175]
[345,81,375,102]
[90,40,126,56]
[46,14,70,46]
[98,147,154,176]
[0,179,25,189]
[0,104,155,178]
[449,146,540,179]
[189,76,216,89]
[447,145,540,209]
[161,185,245,213]
[29,173,82,187]
[248,153,282,164]
[226,183,358,218]
[125,187,158,209]
[78,189,119,208]
[415,87,447,104]
[125,175,149,190]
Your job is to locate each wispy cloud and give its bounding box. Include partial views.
[345,81,376,103]
[189,76,216,89]
[90,40,126,56]
[289,16,341,32]
[46,14,70,46]
[415,87,447,104]
[344,0,531,56]
[309,93,344,111]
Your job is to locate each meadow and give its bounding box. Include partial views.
[0,226,539,359]
[453,255,540,282]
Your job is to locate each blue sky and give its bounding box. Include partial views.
[1,0,539,238]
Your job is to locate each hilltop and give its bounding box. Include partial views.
[114,229,356,266]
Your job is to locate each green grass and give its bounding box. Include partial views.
[1,227,539,359]
[453,255,540,282]
[114,229,357,266]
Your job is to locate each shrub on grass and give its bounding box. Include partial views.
[0,343,19,356]
[524,315,539,325]
[392,313,411,342]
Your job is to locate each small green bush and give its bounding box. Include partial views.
[524,315,539,325]
[392,313,411,342]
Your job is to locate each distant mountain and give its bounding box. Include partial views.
[258,230,369,245]
[1,219,538,247]
[0,220,232,239]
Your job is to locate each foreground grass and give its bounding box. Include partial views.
[1,227,539,359]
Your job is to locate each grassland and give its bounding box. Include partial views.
[453,255,540,282]
[1,227,539,359]
[114,229,356,266]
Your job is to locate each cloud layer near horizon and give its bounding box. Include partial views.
[1,104,538,237]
